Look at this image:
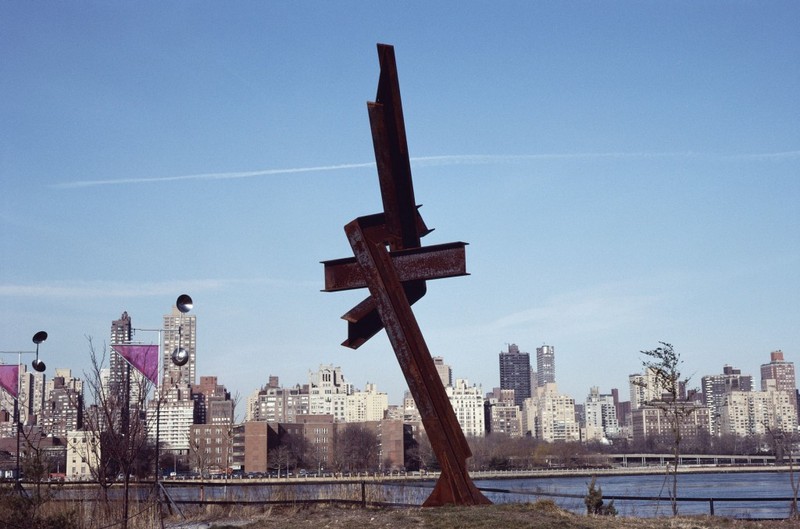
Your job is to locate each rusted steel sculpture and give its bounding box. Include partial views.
[322,44,490,507]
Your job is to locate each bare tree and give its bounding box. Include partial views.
[282,431,309,471]
[268,445,294,477]
[639,341,697,516]
[80,337,156,529]
[334,423,380,473]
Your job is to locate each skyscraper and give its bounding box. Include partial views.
[701,365,753,435]
[151,304,198,452]
[109,312,133,396]
[162,306,197,401]
[760,350,797,417]
[432,356,453,388]
[761,350,796,393]
[536,345,555,387]
[499,344,531,407]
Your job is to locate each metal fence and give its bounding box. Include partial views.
[21,478,798,521]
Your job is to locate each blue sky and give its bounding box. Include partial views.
[2,2,798,408]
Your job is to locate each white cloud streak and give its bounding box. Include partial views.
[0,280,225,299]
[0,278,310,299]
[51,151,800,189]
[52,162,377,189]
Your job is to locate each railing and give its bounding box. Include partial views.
[477,484,797,518]
[22,476,798,520]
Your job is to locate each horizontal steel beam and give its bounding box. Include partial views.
[322,242,467,292]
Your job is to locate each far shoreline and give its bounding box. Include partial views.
[155,464,796,485]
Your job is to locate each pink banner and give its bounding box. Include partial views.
[111,344,159,385]
[0,364,19,398]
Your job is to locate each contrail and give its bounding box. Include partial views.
[52,151,800,189]
[53,162,377,189]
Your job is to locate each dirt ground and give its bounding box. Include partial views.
[169,501,800,529]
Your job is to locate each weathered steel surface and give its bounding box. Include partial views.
[344,219,488,506]
[323,43,490,507]
[322,242,468,292]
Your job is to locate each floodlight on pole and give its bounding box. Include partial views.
[0,331,48,492]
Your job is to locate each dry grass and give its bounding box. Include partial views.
[187,501,800,529]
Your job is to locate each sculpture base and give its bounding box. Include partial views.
[422,470,492,507]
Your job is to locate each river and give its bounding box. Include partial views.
[473,471,796,518]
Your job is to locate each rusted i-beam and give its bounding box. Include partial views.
[322,44,490,506]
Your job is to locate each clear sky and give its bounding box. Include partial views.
[2,2,798,409]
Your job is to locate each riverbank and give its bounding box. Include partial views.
[164,465,795,485]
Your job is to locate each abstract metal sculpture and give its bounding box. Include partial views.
[323,44,490,507]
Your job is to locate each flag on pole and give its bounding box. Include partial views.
[0,364,19,398]
[111,344,159,385]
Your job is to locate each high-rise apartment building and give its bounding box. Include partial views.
[761,350,796,393]
[499,344,531,407]
[629,367,675,410]
[432,357,453,388]
[584,386,620,441]
[523,383,579,442]
[247,379,310,423]
[109,311,148,427]
[18,366,46,426]
[150,304,198,452]
[345,383,389,423]
[162,306,197,401]
[192,376,233,426]
[486,388,522,437]
[309,365,352,422]
[719,383,797,437]
[109,312,133,396]
[446,379,485,437]
[701,365,753,435]
[761,350,797,418]
[630,402,711,446]
[41,368,83,437]
[536,345,556,387]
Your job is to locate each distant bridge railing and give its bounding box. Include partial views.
[607,453,800,467]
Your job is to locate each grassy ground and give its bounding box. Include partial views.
[181,501,800,529]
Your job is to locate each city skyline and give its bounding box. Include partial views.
[2,3,798,408]
[2,313,796,450]
[4,330,792,415]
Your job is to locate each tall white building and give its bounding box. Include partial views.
[18,366,46,425]
[247,380,310,423]
[162,306,197,402]
[346,383,389,422]
[701,365,753,435]
[150,401,194,451]
[151,304,197,452]
[309,365,352,422]
[719,381,798,436]
[523,383,579,442]
[629,367,666,410]
[536,345,556,387]
[584,386,620,441]
[446,379,485,437]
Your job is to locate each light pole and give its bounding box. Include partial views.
[0,331,48,491]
